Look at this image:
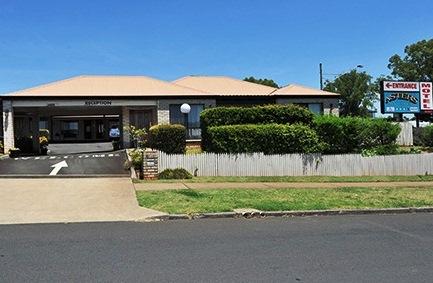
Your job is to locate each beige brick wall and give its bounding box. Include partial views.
[156,99,216,124]
[2,100,14,152]
[276,97,339,116]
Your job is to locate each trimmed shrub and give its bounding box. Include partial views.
[361,144,400,156]
[314,116,401,154]
[128,149,143,170]
[421,125,433,147]
[159,168,193,179]
[205,123,324,154]
[201,104,315,151]
[362,119,401,147]
[147,124,186,154]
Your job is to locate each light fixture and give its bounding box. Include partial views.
[180,103,191,114]
[180,103,191,139]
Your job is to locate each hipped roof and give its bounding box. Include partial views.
[4,75,339,97]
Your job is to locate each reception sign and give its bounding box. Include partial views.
[381,81,422,114]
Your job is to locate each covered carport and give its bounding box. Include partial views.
[3,98,157,154]
[11,104,123,154]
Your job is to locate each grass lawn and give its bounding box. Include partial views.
[136,187,433,214]
[134,175,433,183]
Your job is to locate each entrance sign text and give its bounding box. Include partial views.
[420,82,433,111]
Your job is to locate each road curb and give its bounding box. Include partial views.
[149,207,433,221]
[0,174,130,178]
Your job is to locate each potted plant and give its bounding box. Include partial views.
[8,148,21,158]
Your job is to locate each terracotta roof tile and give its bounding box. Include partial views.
[173,76,277,96]
[272,84,339,96]
[7,75,209,97]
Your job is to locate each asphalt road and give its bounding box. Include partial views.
[0,150,129,176]
[1,214,433,282]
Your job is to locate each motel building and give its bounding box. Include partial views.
[0,75,339,153]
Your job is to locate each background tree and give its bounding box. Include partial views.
[243,76,279,88]
[388,39,433,123]
[388,39,433,81]
[324,70,376,117]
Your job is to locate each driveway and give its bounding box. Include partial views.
[0,150,129,177]
[0,178,166,224]
[48,142,114,155]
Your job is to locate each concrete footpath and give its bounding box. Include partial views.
[0,178,166,225]
[134,181,433,191]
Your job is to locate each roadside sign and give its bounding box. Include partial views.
[420,82,433,111]
[380,81,425,114]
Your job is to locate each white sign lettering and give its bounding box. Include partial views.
[85,100,112,106]
[383,81,420,92]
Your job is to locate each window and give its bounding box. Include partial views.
[130,110,154,129]
[61,121,79,138]
[39,118,48,130]
[308,103,323,115]
[293,103,323,115]
[169,104,204,139]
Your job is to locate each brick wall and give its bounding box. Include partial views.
[143,149,159,180]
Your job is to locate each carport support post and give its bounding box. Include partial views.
[121,106,130,148]
[2,100,15,153]
[31,114,40,154]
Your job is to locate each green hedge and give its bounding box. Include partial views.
[205,124,324,154]
[313,116,401,154]
[201,104,315,151]
[421,125,433,147]
[159,168,193,179]
[147,124,186,154]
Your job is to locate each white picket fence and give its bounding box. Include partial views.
[159,152,433,176]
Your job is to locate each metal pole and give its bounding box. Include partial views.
[184,113,189,139]
[319,63,323,90]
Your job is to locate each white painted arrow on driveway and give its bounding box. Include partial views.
[49,160,68,176]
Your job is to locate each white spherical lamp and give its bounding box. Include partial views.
[180,103,191,114]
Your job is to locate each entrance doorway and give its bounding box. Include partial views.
[51,115,120,142]
[129,109,156,129]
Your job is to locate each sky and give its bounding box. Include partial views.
[0,0,432,93]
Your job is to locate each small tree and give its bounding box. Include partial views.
[324,70,376,117]
[124,125,147,148]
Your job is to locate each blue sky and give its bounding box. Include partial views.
[0,0,432,93]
